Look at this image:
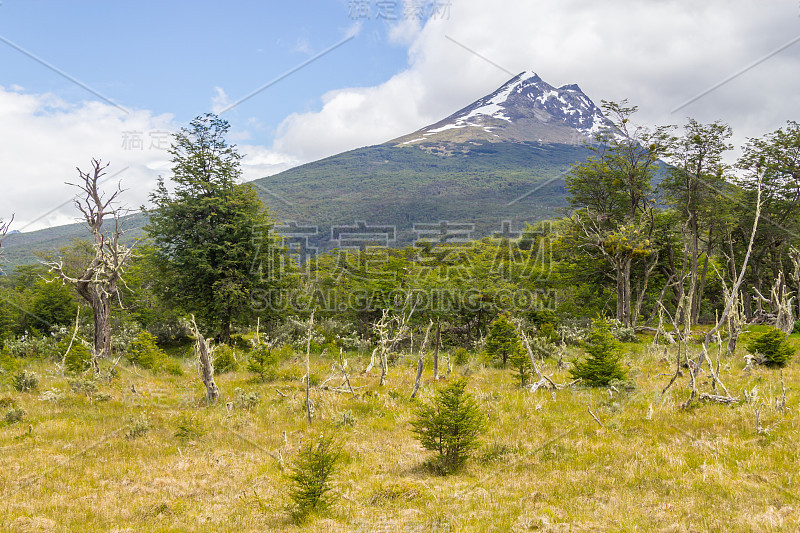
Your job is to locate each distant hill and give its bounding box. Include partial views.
[1,213,148,271]
[3,71,607,269]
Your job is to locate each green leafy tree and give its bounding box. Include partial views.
[570,318,627,386]
[746,327,794,367]
[660,119,734,325]
[411,378,486,473]
[287,433,343,521]
[485,314,523,367]
[30,280,78,334]
[146,113,278,341]
[565,101,664,327]
[736,121,800,316]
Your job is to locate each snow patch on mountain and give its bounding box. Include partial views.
[403,71,611,144]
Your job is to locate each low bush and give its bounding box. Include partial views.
[59,339,92,373]
[287,433,343,522]
[411,378,485,473]
[12,370,39,392]
[4,407,26,424]
[127,331,168,371]
[746,327,794,367]
[570,318,628,387]
[213,345,239,374]
[247,343,279,381]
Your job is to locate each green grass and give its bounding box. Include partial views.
[1,338,798,532]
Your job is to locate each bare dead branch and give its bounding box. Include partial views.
[191,315,219,403]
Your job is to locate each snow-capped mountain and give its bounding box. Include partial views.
[391,71,610,146]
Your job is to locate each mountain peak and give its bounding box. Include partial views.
[390,72,609,146]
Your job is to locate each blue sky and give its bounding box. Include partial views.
[0,0,409,145]
[1,0,799,231]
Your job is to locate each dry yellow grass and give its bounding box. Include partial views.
[1,337,799,532]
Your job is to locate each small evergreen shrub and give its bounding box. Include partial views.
[530,309,559,342]
[213,345,239,374]
[746,327,794,367]
[287,433,343,521]
[411,378,486,473]
[59,340,92,373]
[127,331,168,371]
[161,359,184,376]
[485,315,524,367]
[570,319,628,387]
[247,343,279,381]
[12,370,39,392]
[453,347,470,365]
[4,407,26,424]
[175,413,205,441]
[510,343,533,386]
[125,414,151,440]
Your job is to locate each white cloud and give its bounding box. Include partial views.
[265,0,800,165]
[0,87,175,231]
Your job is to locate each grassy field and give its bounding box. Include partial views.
[1,332,799,532]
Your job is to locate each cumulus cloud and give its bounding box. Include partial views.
[267,0,800,164]
[0,87,175,231]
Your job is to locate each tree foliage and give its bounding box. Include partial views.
[287,433,343,521]
[564,101,663,326]
[570,318,628,386]
[411,378,485,473]
[746,327,794,367]
[146,113,278,341]
[485,314,523,367]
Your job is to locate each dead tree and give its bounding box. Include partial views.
[364,295,417,386]
[752,271,795,334]
[0,215,12,250]
[304,312,315,424]
[687,177,762,405]
[0,214,13,274]
[191,315,219,403]
[47,160,132,368]
[411,321,433,399]
[432,319,441,381]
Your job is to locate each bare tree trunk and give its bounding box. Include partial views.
[633,252,658,327]
[692,249,711,324]
[191,316,219,403]
[690,178,763,404]
[622,257,633,327]
[305,312,314,424]
[433,319,441,381]
[78,285,113,366]
[411,321,432,399]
